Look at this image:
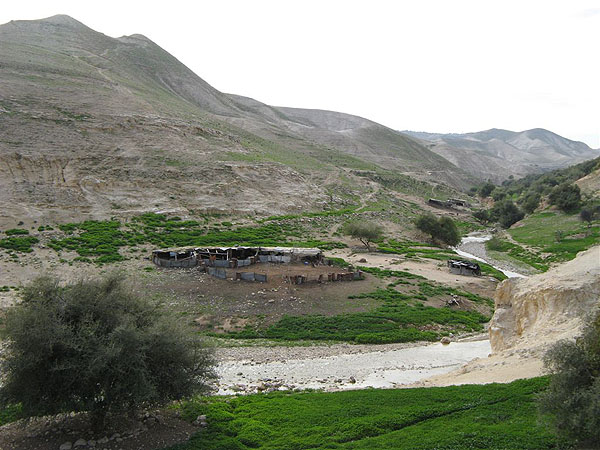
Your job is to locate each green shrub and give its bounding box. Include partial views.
[415,214,461,246]
[478,181,496,198]
[548,183,581,213]
[538,312,600,447]
[0,274,216,430]
[472,209,490,224]
[0,236,39,253]
[521,193,541,214]
[343,221,384,251]
[4,228,29,236]
[490,200,524,228]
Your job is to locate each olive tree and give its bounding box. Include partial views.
[343,221,383,251]
[415,213,461,246]
[489,199,524,228]
[0,274,216,430]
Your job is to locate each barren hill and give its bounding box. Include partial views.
[404,128,599,182]
[0,15,468,226]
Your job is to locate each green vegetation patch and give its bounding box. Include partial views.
[506,211,599,267]
[0,236,39,253]
[217,270,490,344]
[170,377,556,450]
[47,213,346,263]
[4,228,29,236]
[0,403,22,426]
[486,237,549,272]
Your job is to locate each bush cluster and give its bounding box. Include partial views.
[0,274,216,429]
[538,312,600,447]
[414,214,461,246]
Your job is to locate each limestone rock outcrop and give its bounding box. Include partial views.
[490,246,600,353]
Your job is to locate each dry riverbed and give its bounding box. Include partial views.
[214,336,491,394]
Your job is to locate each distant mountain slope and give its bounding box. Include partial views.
[227,96,461,179]
[403,128,599,182]
[0,15,469,225]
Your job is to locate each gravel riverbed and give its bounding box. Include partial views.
[214,337,491,394]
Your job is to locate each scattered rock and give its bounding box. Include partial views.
[348,376,356,384]
[59,442,72,450]
[74,438,87,447]
[441,336,451,345]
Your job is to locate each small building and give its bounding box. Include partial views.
[428,198,470,209]
[152,246,323,268]
[447,259,481,276]
[257,247,323,264]
[448,198,470,207]
[152,248,197,268]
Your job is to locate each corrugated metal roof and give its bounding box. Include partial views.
[153,246,322,255]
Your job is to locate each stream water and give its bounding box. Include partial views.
[455,234,527,278]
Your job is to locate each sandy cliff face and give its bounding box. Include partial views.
[490,246,600,353]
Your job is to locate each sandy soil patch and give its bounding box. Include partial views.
[326,249,499,298]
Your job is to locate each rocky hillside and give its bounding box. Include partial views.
[404,128,599,182]
[576,166,600,197]
[0,15,469,226]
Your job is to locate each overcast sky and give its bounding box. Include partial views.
[1,1,598,147]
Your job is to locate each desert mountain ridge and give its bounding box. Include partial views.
[0,14,472,225]
[403,128,599,182]
[0,14,597,225]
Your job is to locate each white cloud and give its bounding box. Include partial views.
[1,0,598,147]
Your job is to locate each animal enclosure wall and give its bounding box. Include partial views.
[235,272,268,282]
[152,253,197,268]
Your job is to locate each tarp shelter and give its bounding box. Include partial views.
[447,259,481,276]
[152,246,323,268]
[152,248,197,268]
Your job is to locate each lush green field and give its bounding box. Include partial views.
[213,270,491,344]
[169,377,556,450]
[485,237,549,272]
[488,211,600,271]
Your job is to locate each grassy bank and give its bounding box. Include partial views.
[509,211,599,264]
[169,377,556,450]
[482,211,600,272]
